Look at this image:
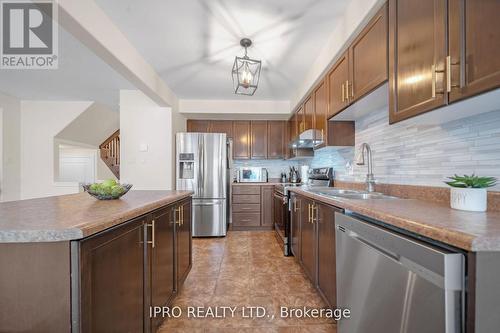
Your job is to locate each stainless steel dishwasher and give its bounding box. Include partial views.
[335,213,464,333]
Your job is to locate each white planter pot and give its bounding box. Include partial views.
[450,188,487,212]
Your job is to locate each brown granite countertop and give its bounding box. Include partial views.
[232,182,299,186]
[0,190,193,243]
[288,187,500,252]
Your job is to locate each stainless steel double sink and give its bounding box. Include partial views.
[304,187,398,200]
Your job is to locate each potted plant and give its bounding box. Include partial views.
[445,174,497,212]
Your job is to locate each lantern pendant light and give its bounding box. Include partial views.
[232,38,261,96]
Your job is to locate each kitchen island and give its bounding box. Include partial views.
[0,190,193,333]
[288,186,500,333]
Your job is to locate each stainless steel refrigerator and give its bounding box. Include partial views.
[176,133,231,237]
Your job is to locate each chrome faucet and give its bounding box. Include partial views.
[356,143,376,192]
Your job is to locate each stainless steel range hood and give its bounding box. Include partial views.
[289,129,323,149]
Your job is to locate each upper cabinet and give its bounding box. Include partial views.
[349,3,388,101]
[389,0,448,123]
[314,79,328,147]
[448,1,500,103]
[232,121,251,160]
[209,120,233,138]
[267,121,285,159]
[304,96,314,132]
[250,121,268,159]
[297,105,305,133]
[186,120,210,133]
[327,52,350,119]
[389,0,500,123]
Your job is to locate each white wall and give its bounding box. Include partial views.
[20,101,93,199]
[179,99,290,119]
[120,90,173,190]
[0,92,21,202]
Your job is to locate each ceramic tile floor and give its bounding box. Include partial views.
[158,231,336,333]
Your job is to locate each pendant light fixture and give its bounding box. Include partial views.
[232,38,261,96]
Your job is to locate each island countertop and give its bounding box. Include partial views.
[0,190,193,243]
[288,187,500,252]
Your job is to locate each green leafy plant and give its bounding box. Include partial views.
[445,174,497,188]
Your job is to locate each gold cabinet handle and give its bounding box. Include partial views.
[181,205,184,226]
[175,207,182,226]
[341,83,345,102]
[350,81,354,99]
[345,80,350,103]
[432,63,446,98]
[147,219,156,248]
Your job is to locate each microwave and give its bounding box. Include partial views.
[237,167,268,183]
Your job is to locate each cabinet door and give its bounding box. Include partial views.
[290,194,302,258]
[209,120,233,138]
[176,199,192,287]
[267,121,285,159]
[232,121,250,159]
[327,52,350,118]
[250,121,268,159]
[297,105,305,133]
[292,112,298,139]
[79,216,146,333]
[449,0,500,102]
[151,206,175,331]
[314,80,328,147]
[187,119,210,132]
[261,186,274,227]
[349,3,388,101]
[304,95,314,132]
[389,0,448,123]
[317,203,342,308]
[300,198,316,284]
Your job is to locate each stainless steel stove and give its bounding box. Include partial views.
[273,168,334,256]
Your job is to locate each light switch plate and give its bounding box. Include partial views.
[139,144,148,152]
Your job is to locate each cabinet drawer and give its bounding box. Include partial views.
[232,185,261,195]
[232,204,261,213]
[232,212,261,227]
[232,195,261,204]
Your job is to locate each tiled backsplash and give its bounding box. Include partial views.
[311,108,500,190]
[233,159,309,179]
[233,108,500,190]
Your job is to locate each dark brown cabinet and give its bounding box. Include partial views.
[316,202,341,308]
[304,96,314,132]
[261,186,274,227]
[297,105,305,133]
[79,216,147,333]
[233,121,251,159]
[177,200,192,287]
[389,0,448,123]
[150,207,175,331]
[448,0,500,103]
[293,193,341,309]
[187,119,210,132]
[314,80,328,147]
[350,3,388,101]
[327,52,350,118]
[267,121,285,159]
[78,198,192,333]
[300,197,316,284]
[251,121,268,159]
[209,120,233,138]
[290,193,302,258]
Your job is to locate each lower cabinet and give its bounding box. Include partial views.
[300,197,316,284]
[316,202,342,308]
[78,197,192,333]
[79,215,147,333]
[232,185,275,229]
[290,193,302,258]
[294,193,341,308]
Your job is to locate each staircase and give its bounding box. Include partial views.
[99,130,120,179]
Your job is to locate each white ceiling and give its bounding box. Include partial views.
[95,0,349,100]
[0,24,132,110]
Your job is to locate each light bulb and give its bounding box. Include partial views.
[241,70,253,88]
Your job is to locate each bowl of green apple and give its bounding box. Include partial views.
[83,179,132,200]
